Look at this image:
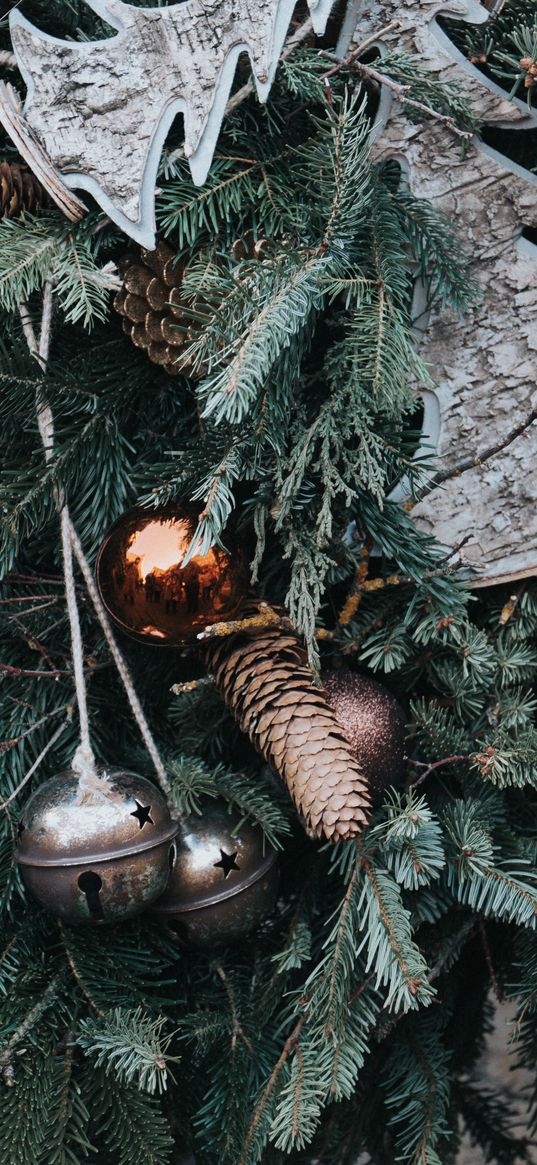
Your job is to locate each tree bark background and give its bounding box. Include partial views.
[344,0,537,586]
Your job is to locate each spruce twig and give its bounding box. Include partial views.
[320,52,474,139]
[213,965,254,1055]
[59,922,106,1019]
[0,971,64,1083]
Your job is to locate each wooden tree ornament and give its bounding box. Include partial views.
[341,0,537,586]
[0,0,338,247]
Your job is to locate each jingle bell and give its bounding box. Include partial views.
[153,800,279,947]
[16,768,178,925]
[95,503,249,647]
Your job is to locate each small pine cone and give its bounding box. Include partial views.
[114,241,203,377]
[202,624,371,842]
[115,233,269,377]
[0,161,46,218]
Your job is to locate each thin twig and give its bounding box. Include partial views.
[197,603,292,642]
[0,700,74,756]
[431,409,537,486]
[59,922,106,1018]
[0,713,72,810]
[0,971,64,1082]
[238,1015,307,1165]
[320,50,473,139]
[170,676,215,696]
[214,964,253,1055]
[478,917,504,1002]
[0,594,61,605]
[321,20,400,76]
[0,660,71,678]
[409,754,472,787]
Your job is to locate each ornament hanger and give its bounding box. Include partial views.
[17,281,171,798]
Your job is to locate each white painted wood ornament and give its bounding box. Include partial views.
[341,0,537,587]
[0,0,338,247]
[1,0,535,586]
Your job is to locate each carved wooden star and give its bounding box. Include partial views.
[4,0,339,246]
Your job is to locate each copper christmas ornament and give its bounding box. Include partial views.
[153,800,279,947]
[16,768,178,924]
[201,626,371,842]
[95,504,249,647]
[322,670,406,805]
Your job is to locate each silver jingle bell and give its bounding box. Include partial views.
[16,767,178,925]
[153,800,279,947]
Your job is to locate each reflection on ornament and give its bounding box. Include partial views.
[16,768,178,925]
[323,670,406,806]
[153,800,279,948]
[96,505,249,646]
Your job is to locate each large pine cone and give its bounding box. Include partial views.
[202,625,371,842]
[0,161,46,218]
[114,242,201,377]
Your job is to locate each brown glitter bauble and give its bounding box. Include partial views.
[96,505,249,646]
[322,670,406,805]
[16,768,178,925]
[153,800,279,948]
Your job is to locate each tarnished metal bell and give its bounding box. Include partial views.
[16,768,178,925]
[153,801,279,947]
[95,504,249,647]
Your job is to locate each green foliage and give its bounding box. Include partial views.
[0,214,115,328]
[84,1066,174,1165]
[383,1015,452,1165]
[0,8,536,1165]
[77,1007,178,1095]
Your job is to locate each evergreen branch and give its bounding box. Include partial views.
[356,845,435,1010]
[237,1016,307,1165]
[77,1007,178,1096]
[60,922,106,1019]
[85,1066,174,1165]
[214,965,254,1055]
[320,53,474,138]
[0,971,63,1080]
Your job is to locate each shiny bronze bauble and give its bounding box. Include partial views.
[95,505,249,646]
[322,670,406,805]
[153,800,279,947]
[16,768,178,925]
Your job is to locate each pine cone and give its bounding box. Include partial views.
[202,624,371,842]
[0,161,46,218]
[115,233,269,378]
[114,241,201,377]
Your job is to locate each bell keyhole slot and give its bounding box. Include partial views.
[168,842,176,872]
[78,870,104,920]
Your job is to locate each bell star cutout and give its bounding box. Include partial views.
[5,0,338,247]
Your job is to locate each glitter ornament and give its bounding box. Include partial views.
[95,504,249,647]
[153,800,279,947]
[16,768,178,924]
[322,669,406,805]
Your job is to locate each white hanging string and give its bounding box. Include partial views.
[67,522,171,795]
[20,288,96,779]
[18,285,171,797]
